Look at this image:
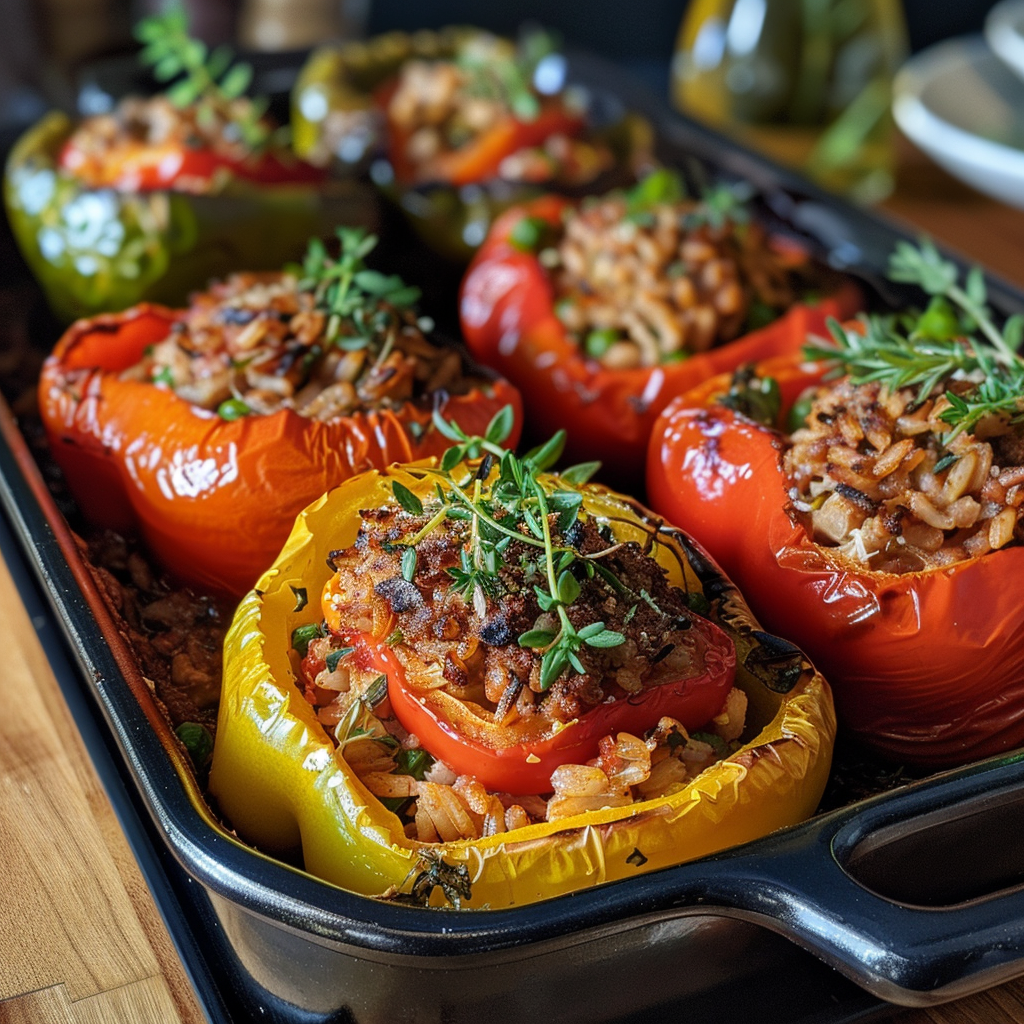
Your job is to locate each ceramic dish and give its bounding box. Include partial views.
[892,35,1024,208]
[6,49,1024,1024]
[986,0,1024,83]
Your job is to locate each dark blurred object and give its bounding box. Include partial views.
[365,0,1005,101]
[238,0,368,50]
[367,0,1005,56]
[134,0,239,46]
[901,0,1002,51]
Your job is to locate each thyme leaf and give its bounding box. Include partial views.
[804,239,1024,442]
[394,408,628,691]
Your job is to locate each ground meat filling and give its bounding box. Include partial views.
[119,272,476,419]
[785,377,1024,573]
[59,95,273,193]
[295,505,746,842]
[550,196,809,369]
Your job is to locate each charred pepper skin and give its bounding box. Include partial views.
[646,354,1024,766]
[4,111,358,323]
[458,195,863,487]
[208,465,836,909]
[38,303,523,597]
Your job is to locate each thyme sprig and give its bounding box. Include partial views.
[134,8,274,151]
[804,239,1024,441]
[294,228,423,350]
[621,168,752,231]
[393,407,625,691]
[456,28,560,122]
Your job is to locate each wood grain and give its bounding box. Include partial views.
[0,548,203,1024]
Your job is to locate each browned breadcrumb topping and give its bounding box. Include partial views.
[119,272,476,418]
[785,378,1024,573]
[336,508,708,717]
[551,196,808,369]
[297,505,745,841]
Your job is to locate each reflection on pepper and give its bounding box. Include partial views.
[208,457,835,909]
[647,351,1024,766]
[459,188,862,485]
[38,233,523,597]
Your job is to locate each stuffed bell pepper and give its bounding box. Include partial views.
[4,9,358,323]
[459,169,861,484]
[647,240,1024,766]
[292,26,650,261]
[38,227,522,597]
[208,418,835,908]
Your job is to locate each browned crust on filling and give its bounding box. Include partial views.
[785,378,1024,572]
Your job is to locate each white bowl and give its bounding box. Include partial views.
[986,0,1024,82]
[892,35,1024,209]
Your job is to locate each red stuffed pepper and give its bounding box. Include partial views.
[39,227,522,597]
[459,171,862,485]
[646,240,1024,766]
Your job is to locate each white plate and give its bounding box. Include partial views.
[892,35,1024,208]
[986,0,1024,82]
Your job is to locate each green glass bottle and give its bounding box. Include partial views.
[672,0,908,203]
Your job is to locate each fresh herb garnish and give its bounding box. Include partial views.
[134,8,275,151]
[217,397,251,421]
[175,721,213,768]
[683,182,753,231]
[509,215,555,252]
[456,28,560,122]
[805,239,1024,442]
[624,168,686,224]
[325,646,355,673]
[290,622,324,658]
[389,405,626,691]
[294,228,422,351]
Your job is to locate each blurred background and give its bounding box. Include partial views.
[0,0,1001,117]
[0,0,1007,208]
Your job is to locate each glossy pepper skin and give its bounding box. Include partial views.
[4,111,363,323]
[38,304,523,597]
[208,464,836,909]
[646,354,1024,766]
[319,598,736,795]
[291,30,650,263]
[458,196,863,486]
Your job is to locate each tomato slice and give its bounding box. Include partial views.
[324,616,736,795]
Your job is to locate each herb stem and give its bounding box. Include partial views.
[419,470,548,552]
[948,283,1018,363]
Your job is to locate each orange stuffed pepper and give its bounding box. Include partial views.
[39,228,522,596]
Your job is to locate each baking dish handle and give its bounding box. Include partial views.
[680,753,1024,1007]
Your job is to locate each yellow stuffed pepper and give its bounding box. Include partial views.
[209,415,835,908]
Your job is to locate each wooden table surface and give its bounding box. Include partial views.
[2,138,1024,1024]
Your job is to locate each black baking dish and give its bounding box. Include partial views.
[4,49,1024,1024]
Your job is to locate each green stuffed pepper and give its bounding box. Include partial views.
[5,10,366,323]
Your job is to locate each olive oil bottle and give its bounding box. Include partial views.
[673,0,908,202]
